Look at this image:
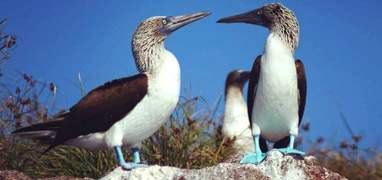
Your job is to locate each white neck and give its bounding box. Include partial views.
[264,32,294,59]
[150,47,180,79]
[260,32,296,81]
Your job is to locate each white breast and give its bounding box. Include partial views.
[111,50,180,147]
[251,33,299,142]
[67,50,180,150]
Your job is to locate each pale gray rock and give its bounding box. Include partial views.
[100,150,346,180]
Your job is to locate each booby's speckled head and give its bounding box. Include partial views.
[225,70,250,95]
[132,12,209,72]
[217,3,299,51]
[133,12,209,44]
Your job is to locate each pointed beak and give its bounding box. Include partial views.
[217,9,262,25]
[162,12,210,35]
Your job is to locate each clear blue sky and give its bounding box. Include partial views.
[2,0,382,149]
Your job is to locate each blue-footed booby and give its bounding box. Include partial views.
[218,3,307,164]
[223,70,254,154]
[13,12,210,170]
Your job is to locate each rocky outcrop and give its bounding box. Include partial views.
[0,150,346,180]
[101,150,346,180]
[0,170,92,180]
[0,170,32,180]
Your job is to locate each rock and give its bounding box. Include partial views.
[0,170,93,180]
[101,150,346,180]
[0,170,32,180]
[41,176,93,180]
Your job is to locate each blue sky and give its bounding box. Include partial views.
[2,0,382,150]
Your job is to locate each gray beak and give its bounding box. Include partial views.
[217,9,263,25]
[162,12,210,35]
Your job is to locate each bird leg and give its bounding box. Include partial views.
[132,147,141,163]
[276,135,305,155]
[114,146,146,170]
[240,135,266,164]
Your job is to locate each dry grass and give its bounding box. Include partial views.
[0,95,234,179]
[0,72,381,180]
[0,74,381,179]
[0,19,381,179]
[299,122,382,180]
[0,19,16,64]
[142,97,235,169]
[317,152,382,180]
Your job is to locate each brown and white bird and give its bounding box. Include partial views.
[223,70,254,154]
[218,3,307,164]
[13,12,209,170]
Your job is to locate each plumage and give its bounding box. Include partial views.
[247,56,268,152]
[217,3,307,163]
[247,56,307,148]
[13,12,210,169]
[273,59,306,148]
[223,70,254,154]
[53,74,148,150]
[14,73,148,152]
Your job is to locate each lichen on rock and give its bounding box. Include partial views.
[101,150,346,180]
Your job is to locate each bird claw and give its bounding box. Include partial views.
[277,147,305,155]
[240,152,266,164]
[120,162,147,170]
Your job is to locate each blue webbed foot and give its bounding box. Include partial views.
[240,135,266,164]
[240,152,266,164]
[277,147,305,155]
[120,162,147,170]
[276,135,305,156]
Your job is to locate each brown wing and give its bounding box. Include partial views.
[273,59,307,148]
[247,55,261,128]
[50,73,148,149]
[295,59,307,125]
[247,55,268,151]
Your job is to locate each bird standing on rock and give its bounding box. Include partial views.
[13,12,210,170]
[218,3,307,164]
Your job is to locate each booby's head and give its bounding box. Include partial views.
[132,12,210,72]
[217,3,299,52]
[225,70,250,95]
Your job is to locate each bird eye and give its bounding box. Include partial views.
[162,19,167,25]
[257,10,262,15]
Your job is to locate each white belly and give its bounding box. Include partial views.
[66,49,181,150]
[251,34,299,142]
[119,83,179,146]
[67,86,179,150]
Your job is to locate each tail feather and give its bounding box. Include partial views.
[12,120,62,145]
[12,115,68,155]
[15,130,57,144]
[12,120,62,134]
